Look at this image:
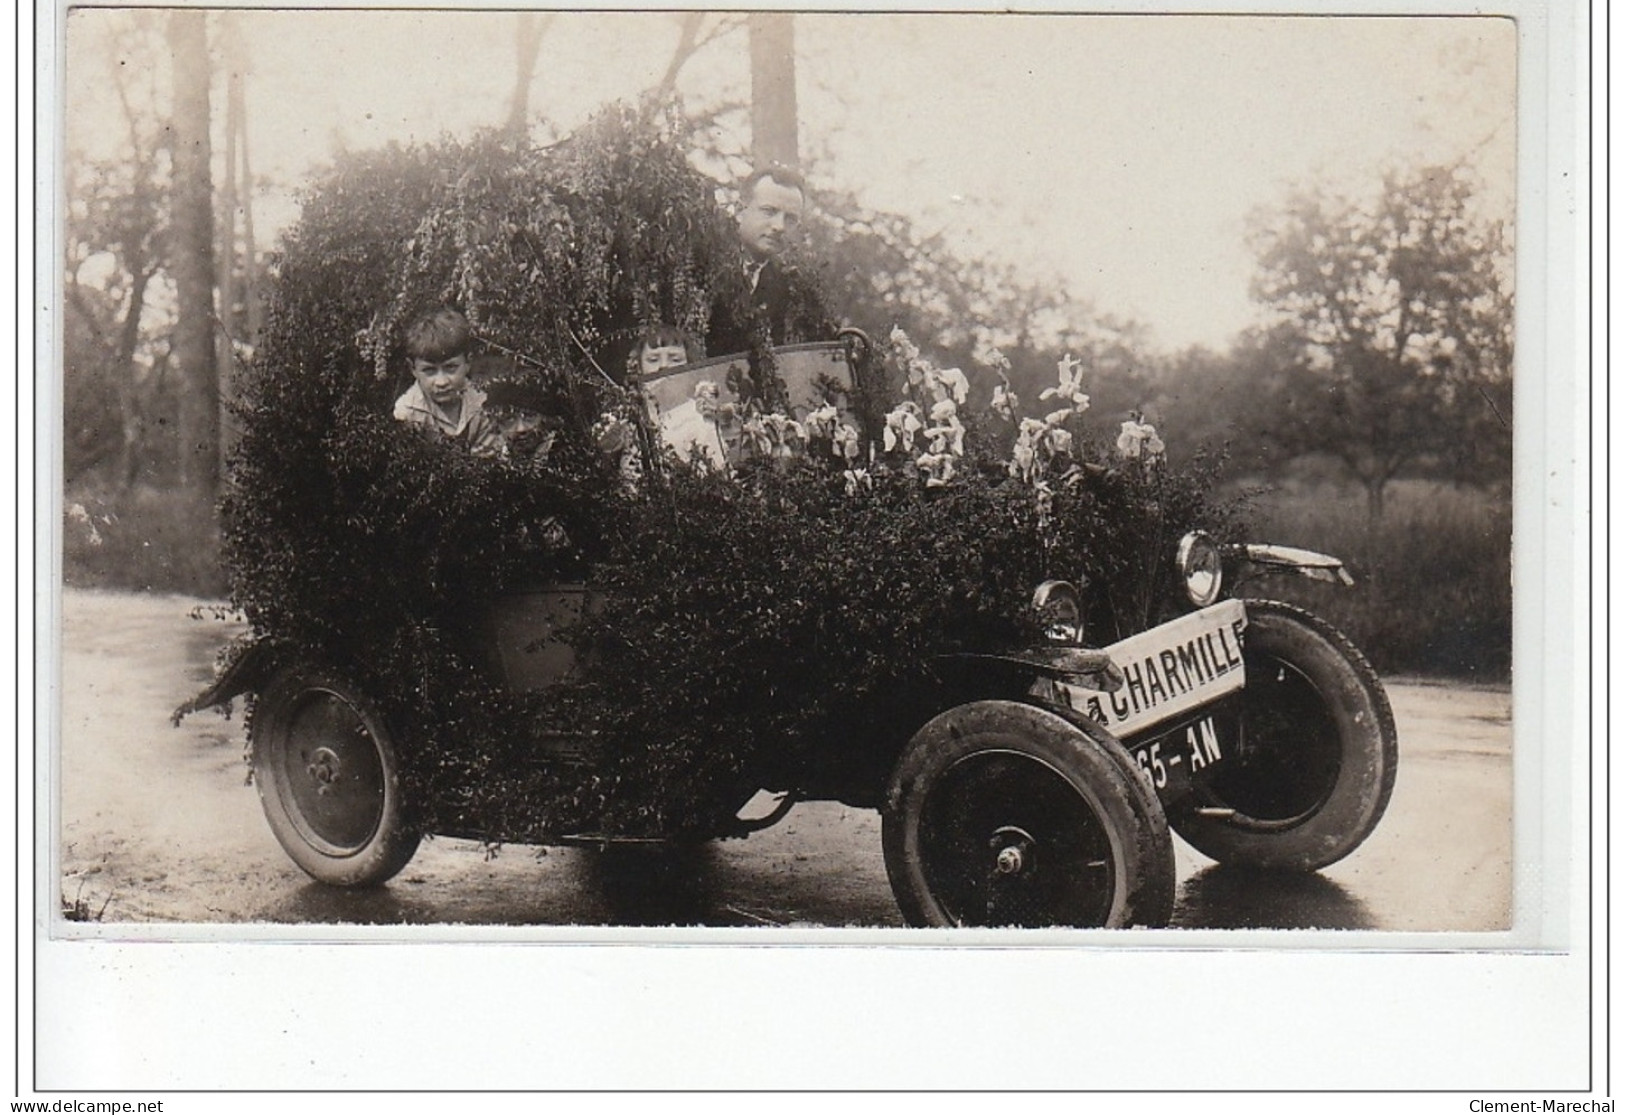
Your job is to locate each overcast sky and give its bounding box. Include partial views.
[63,8,1517,352]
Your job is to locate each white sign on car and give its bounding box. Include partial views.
[1058,599,1248,739]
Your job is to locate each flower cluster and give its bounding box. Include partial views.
[1040,354,1092,421]
[688,378,861,470]
[740,411,806,459]
[973,341,1020,423]
[693,380,737,428]
[1001,353,1090,489]
[1116,416,1166,460]
[883,401,924,454]
[651,325,1169,499]
[883,327,975,487]
[804,403,863,462]
[592,409,645,488]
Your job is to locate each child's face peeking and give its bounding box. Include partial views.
[411,354,470,409]
[638,344,689,378]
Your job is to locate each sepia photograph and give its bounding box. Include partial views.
[55,3,1520,935]
[32,0,1591,1095]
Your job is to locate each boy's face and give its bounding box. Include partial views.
[411,354,469,408]
[638,344,689,378]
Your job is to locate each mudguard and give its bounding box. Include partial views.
[929,646,1125,699]
[1230,542,1355,586]
[170,636,286,724]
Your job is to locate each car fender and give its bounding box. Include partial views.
[1229,542,1355,587]
[928,647,1125,703]
[170,636,287,724]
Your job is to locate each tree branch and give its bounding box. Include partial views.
[652,13,745,99]
[64,283,114,353]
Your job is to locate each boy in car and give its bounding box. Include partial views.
[392,306,505,458]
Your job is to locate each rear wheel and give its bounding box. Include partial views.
[1168,601,1397,871]
[883,701,1175,928]
[250,667,421,886]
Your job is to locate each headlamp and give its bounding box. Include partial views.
[1032,580,1084,645]
[1176,531,1224,608]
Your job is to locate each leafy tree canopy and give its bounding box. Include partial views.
[1244,161,1514,516]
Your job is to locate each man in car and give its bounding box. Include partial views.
[706,164,835,362]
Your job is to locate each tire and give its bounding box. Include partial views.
[250,667,422,887]
[882,700,1175,928]
[1168,600,1397,871]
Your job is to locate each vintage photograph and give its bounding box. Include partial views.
[54,7,1519,936]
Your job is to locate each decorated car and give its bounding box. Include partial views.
[174,110,1394,929]
[179,323,1394,930]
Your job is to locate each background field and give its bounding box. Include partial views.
[1236,478,1511,680]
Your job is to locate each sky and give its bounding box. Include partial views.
[62,7,1517,353]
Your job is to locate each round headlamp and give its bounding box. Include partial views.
[1176,531,1223,608]
[1032,580,1084,645]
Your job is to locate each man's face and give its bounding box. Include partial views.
[737,177,805,260]
[411,354,469,409]
[638,344,689,378]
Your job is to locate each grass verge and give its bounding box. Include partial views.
[1237,479,1511,681]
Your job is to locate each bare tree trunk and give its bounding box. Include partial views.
[168,10,218,506]
[216,28,241,480]
[240,83,262,342]
[1365,478,1387,526]
[505,13,552,139]
[114,265,152,491]
[748,13,798,169]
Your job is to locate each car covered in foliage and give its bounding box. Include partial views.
[176,107,1395,929]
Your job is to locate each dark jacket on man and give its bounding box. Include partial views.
[705,253,833,361]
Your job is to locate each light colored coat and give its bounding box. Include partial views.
[392,382,505,458]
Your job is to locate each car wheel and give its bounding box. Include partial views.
[1168,600,1398,871]
[883,700,1175,928]
[250,667,421,887]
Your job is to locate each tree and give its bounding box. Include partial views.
[748,13,797,168]
[214,11,261,473]
[651,13,745,100]
[66,8,252,497]
[63,13,173,489]
[504,13,554,139]
[166,9,218,505]
[1247,162,1513,519]
[1146,330,1326,480]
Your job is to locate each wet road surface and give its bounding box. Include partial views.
[55,589,1512,932]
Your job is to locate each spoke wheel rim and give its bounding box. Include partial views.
[273,688,389,855]
[917,749,1119,928]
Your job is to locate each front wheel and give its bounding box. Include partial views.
[883,701,1175,928]
[1168,601,1397,871]
[250,667,422,887]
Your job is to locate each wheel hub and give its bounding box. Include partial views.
[911,747,1128,928]
[306,746,342,795]
[990,826,1036,878]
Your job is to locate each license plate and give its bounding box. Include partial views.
[1129,713,1230,799]
[1056,599,1248,738]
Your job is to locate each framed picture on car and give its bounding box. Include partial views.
[638,341,864,464]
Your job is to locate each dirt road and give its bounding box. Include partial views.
[54,589,1512,931]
